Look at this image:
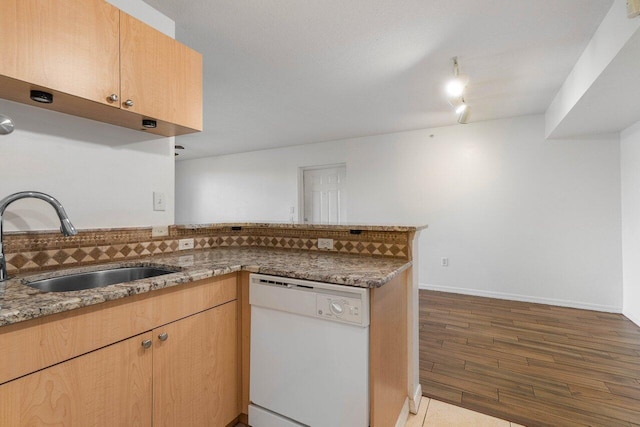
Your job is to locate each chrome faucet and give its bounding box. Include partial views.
[0,191,77,282]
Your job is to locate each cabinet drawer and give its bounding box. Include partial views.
[152,273,237,327]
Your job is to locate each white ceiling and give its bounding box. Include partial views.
[143,0,613,160]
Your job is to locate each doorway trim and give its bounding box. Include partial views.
[298,163,347,224]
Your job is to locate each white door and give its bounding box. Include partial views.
[303,165,346,224]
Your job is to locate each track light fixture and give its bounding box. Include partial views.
[446,57,467,98]
[458,104,471,124]
[446,57,471,124]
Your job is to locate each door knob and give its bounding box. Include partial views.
[141,339,152,349]
[158,332,169,341]
[124,99,134,107]
[108,93,118,102]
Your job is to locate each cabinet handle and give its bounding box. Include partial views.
[141,339,152,349]
[108,93,119,102]
[124,99,134,107]
[158,332,169,341]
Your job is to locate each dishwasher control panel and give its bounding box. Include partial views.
[316,294,364,325]
[250,273,370,327]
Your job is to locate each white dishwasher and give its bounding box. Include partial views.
[249,273,370,427]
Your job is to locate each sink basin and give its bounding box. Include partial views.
[25,266,178,292]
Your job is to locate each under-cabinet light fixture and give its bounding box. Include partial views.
[30,90,53,104]
[142,119,157,129]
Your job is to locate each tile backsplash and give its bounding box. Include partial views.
[4,224,414,275]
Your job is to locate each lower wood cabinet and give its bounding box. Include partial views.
[154,301,239,427]
[0,332,153,426]
[0,278,239,427]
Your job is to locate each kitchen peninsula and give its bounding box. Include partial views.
[0,223,424,427]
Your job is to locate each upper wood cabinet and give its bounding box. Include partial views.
[0,0,202,136]
[121,13,203,132]
[0,0,121,107]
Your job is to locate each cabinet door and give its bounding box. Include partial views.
[154,301,239,427]
[120,12,203,131]
[0,332,153,426]
[0,0,120,106]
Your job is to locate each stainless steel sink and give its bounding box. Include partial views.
[25,266,178,292]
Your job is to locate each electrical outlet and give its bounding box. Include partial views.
[152,226,169,237]
[179,238,194,250]
[318,238,334,250]
[153,192,166,211]
[441,257,449,267]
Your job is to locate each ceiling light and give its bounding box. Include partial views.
[445,57,467,97]
[445,57,472,124]
[446,80,465,98]
[448,96,464,109]
[458,106,471,124]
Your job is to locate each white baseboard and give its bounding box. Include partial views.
[394,398,410,427]
[419,283,621,313]
[623,309,640,327]
[409,384,422,415]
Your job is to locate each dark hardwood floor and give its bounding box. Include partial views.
[419,290,640,427]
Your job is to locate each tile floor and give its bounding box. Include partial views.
[406,397,525,427]
[237,397,525,426]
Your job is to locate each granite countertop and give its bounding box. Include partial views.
[0,247,411,327]
[176,222,427,232]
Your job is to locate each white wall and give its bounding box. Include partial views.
[621,120,640,326]
[176,115,623,312]
[0,1,175,231]
[106,0,174,38]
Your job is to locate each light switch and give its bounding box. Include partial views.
[153,192,166,211]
